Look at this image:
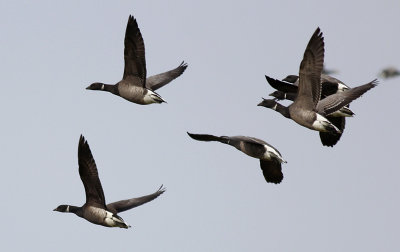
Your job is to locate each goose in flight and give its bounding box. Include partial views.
[53,135,165,228]
[86,15,188,104]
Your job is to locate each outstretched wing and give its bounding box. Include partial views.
[319,117,345,147]
[317,79,377,116]
[187,132,229,144]
[107,185,165,214]
[260,160,283,184]
[78,135,106,207]
[146,62,188,90]
[123,15,147,85]
[295,27,325,110]
[265,75,298,93]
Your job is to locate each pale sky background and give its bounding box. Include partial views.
[1,0,399,251]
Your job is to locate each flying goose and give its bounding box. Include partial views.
[322,66,338,75]
[86,15,188,104]
[257,28,345,134]
[53,135,165,228]
[187,132,286,184]
[259,78,377,146]
[379,67,400,79]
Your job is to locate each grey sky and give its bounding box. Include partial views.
[1,0,399,251]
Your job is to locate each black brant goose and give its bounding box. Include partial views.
[86,15,188,104]
[258,28,342,134]
[259,78,377,146]
[53,135,165,228]
[264,74,377,146]
[187,132,286,184]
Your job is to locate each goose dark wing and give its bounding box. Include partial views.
[317,79,377,116]
[107,185,165,214]
[282,75,299,84]
[265,75,298,93]
[187,132,229,144]
[319,117,345,147]
[123,15,146,85]
[78,135,106,207]
[296,27,325,110]
[146,62,188,91]
[260,160,283,184]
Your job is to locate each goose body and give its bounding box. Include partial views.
[53,135,165,228]
[86,15,187,104]
[187,132,286,184]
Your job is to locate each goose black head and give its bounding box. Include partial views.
[86,82,104,90]
[53,205,70,212]
[257,98,277,108]
[282,75,299,83]
[269,91,286,100]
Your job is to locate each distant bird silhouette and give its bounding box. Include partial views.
[53,135,165,228]
[322,66,338,75]
[379,67,400,79]
[187,132,286,184]
[87,15,187,104]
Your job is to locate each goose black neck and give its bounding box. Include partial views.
[285,92,297,101]
[102,84,119,95]
[274,102,291,118]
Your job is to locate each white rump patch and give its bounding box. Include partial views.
[312,114,340,132]
[337,83,349,92]
[143,90,163,104]
[264,145,286,163]
[101,84,105,90]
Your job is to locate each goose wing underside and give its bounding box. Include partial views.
[78,135,106,207]
[107,185,165,214]
[123,15,147,85]
[296,28,325,110]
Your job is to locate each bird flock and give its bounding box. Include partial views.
[53,14,389,229]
